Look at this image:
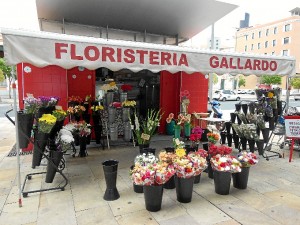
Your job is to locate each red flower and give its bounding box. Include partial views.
[121,84,133,92]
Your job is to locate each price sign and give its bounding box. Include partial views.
[141,133,150,141]
[285,119,300,138]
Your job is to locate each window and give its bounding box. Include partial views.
[284,24,291,32]
[266,29,269,36]
[245,35,248,40]
[258,43,261,49]
[282,50,289,56]
[258,31,261,38]
[272,39,276,47]
[251,44,254,50]
[273,27,277,34]
[244,45,247,52]
[283,37,290,44]
[265,41,268,48]
[271,51,275,55]
[252,33,255,39]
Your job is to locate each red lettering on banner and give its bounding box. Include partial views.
[244,59,252,70]
[173,53,177,66]
[237,58,243,69]
[270,61,277,71]
[71,44,83,60]
[161,52,172,65]
[229,58,236,69]
[149,51,159,65]
[178,54,188,66]
[136,50,148,64]
[253,60,261,70]
[102,47,115,62]
[124,49,135,63]
[84,46,100,61]
[209,56,219,68]
[220,57,228,68]
[55,43,68,59]
[117,48,122,62]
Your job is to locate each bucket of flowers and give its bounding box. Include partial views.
[172,113,191,139]
[36,96,60,118]
[189,149,208,183]
[165,113,175,135]
[121,100,136,122]
[158,149,177,189]
[232,151,258,189]
[74,121,91,157]
[207,132,220,145]
[210,151,241,195]
[67,105,86,122]
[50,109,67,139]
[188,126,203,152]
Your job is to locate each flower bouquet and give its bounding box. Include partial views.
[236,151,259,167]
[90,105,104,114]
[189,126,203,148]
[38,114,57,133]
[173,138,185,149]
[134,153,158,166]
[256,114,266,129]
[74,121,92,137]
[130,109,162,145]
[122,100,136,107]
[237,112,248,124]
[52,109,67,121]
[208,144,232,157]
[121,84,133,92]
[57,129,74,153]
[239,124,259,140]
[100,81,118,92]
[210,154,241,173]
[187,151,208,176]
[158,150,176,166]
[24,96,39,114]
[172,148,195,178]
[38,96,60,108]
[68,95,83,104]
[207,132,220,144]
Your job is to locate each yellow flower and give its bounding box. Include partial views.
[175,148,186,158]
[39,114,57,125]
[267,92,274,98]
[109,81,116,87]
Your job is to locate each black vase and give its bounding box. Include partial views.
[225,122,232,133]
[273,108,279,122]
[49,120,64,140]
[213,170,231,195]
[237,116,242,125]
[207,162,214,179]
[202,143,209,151]
[32,131,49,169]
[220,132,227,145]
[45,150,63,183]
[74,132,80,146]
[235,104,242,112]
[79,136,87,157]
[240,137,247,151]
[82,113,91,124]
[185,146,197,154]
[133,183,143,193]
[262,128,270,143]
[269,117,275,131]
[164,176,175,189]
[248,139,255,153]
[164,147,175,153]
[232,167,250,189]
[143,185,163,212]
[92,114,101,126]
[241,104,248,115]
[256,126,261,136]
[94,124,102,144]
[194,174,201,184]
[233,135,240,149]
[230,113,237,123]
[86,134,91,145]
[174,176,195,203]
[226,133,233,147]
[17,111,34,149]
[102,160,120,201]
[201,129,209,142]
[256,139,265,155]
[36,106,55,119]
[232,128,237,137]
[138,144,150,154]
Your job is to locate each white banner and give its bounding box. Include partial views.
[2,29,296,76]
[285,119,300,138]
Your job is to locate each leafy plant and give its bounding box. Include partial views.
[0,58,15,99]
[238,77,246,87]
[260,75,282,85]
[291,77,300,90]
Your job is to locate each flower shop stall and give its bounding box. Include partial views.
[1,28,297,206]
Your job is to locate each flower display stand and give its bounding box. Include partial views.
[144,185,163,212]
[45,149,64,183]
[17,111,34,149]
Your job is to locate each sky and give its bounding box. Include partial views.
[0,0,299,46]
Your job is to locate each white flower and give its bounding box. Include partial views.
[60,134,74,144]
[63,123,76,132]
[59,129,73,137]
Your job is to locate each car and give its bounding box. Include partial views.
[246,90,255,95]
[212,90,241,101]
[294,93,300,101]
[237,89,246,94]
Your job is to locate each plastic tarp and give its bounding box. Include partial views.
[1,28,296,77]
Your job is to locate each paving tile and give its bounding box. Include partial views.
[214,219,241,225]
[115,209,159,225]
[264,190,300,211]
[76,205,119,225]
[158,214,200,225]
[262,204,300,225]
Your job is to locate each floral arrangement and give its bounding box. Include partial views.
[24,96,39,114]
[84,95,92,104]
[130,109,162,145]
[90,105,104,113]
[180,90,190,114]
[172,156,194,178]
[187,151,208,175]
[134,153,158,166]
[57,129,74,152]
[173,138,185,149]
[246,113,257,124]
[237,151,259,167]
[122,100,136,107]
[67,105,86,115]
[100,81,118,92]
[52,109,67,121]
[121,84,133,92]
[175,113,191,125]
[207,132,220,144]
[68,95,83,103]
[38,96,60,108]
[237,112,248,124]
[38,114,57,133]
[210,154,241,173]
[62,123,76,133]
[190,126,203,147]
[239,124,259,140]
[130,163,175,186]
[166,113,174,123]
[232,123,244,137]
[74,121,91,137]
[158,150,176,166]
[256,114,266,129]
[208,144,232,156]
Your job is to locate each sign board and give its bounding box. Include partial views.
[284,119,300,138]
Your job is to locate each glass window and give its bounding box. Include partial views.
[258,31,261,38]
[265,41,268,48]
[266,29,269,36]
[244,45,247,52]
[251,44,254,50]
[285,24,290,32]
[272,39,276,46]
[283,37,289,44]
[274,27,277,34]
[245,35,248,40]
[271,51,275,55]
[252,33,255,39]
[258,43,261,49]
[282,50,289,56]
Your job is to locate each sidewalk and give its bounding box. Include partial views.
[0,116,300,225]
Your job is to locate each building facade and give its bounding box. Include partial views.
[235,8,300,89]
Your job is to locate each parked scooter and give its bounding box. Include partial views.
[209,100,223,118]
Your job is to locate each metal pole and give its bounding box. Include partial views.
[208,24,215,104]
[285,76,291,113]
[12,67,22,207]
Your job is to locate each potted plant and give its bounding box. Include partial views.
[232,151,258,189]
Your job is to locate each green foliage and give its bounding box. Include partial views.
[0,58,13,79]
[212,73,218,85]
[260,75,281,85]
[291,77,300,89]
[238,77,246,87]
[0,69,5,83]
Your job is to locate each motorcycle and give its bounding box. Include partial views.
[209,100,223,118]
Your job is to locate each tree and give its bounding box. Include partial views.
[212,73,218,85]
[0,58,15,99]
[291,77,300,90]
[260,75,281,85]
[0,69,5,83]
[238,77,246,87]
